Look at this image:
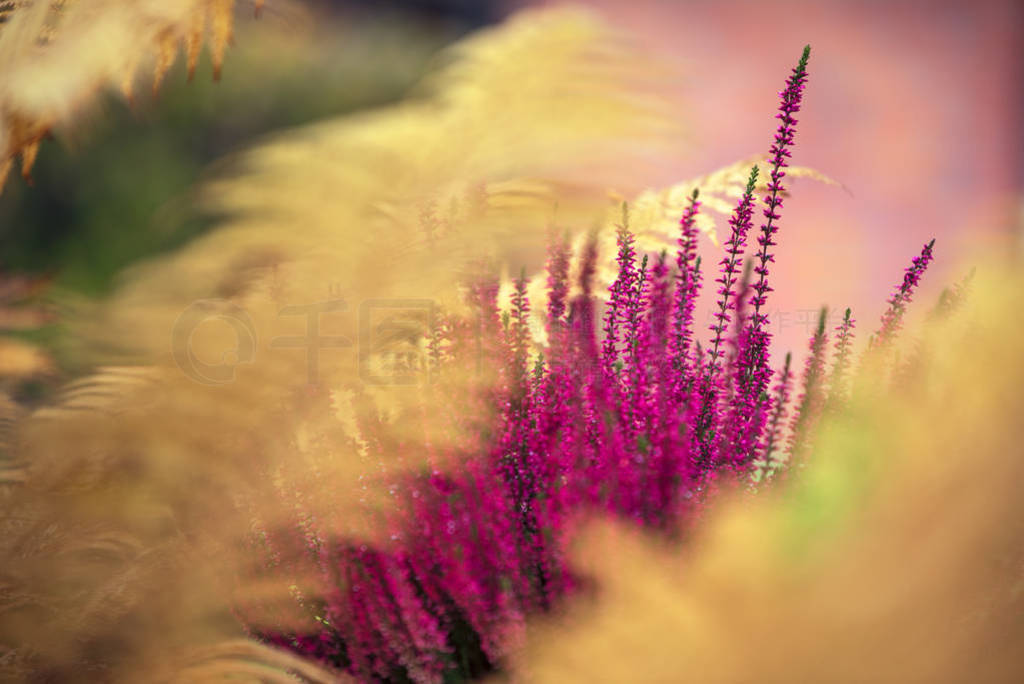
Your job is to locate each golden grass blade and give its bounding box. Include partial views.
[0,0,266,194]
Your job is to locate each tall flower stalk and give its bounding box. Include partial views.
[694,166,760,468]
[872,239,936,349]
[670,190,703,381]
[743,45,812,402]
[708,166,760,375]
[602,206,638,379]
[716,45,812,471]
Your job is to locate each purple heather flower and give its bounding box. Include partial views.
[623,253,651,372]
[670,189,703,379]
[704,45,811,471]
[695,166,759,468]
[601,205,638,379]
[249,44,939,682]
[720,260,767,467]
[742,46,812,400]
[708,166,760,375]
[872,239,936,349]
[509,270,531,377]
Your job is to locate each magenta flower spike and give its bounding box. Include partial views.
[717,260,764,466]
[690,168,761,470]
[626,255,657,460]
[623,252,650,372]
[601,206,638,379]
[708,166,759,376]
[670,189,703,378]
[872,238,936,349]
[743,46,812,398]
[508,269,532,383]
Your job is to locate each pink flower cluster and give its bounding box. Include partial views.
[257,46,939,683]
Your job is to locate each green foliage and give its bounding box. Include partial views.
[0,15,449,295]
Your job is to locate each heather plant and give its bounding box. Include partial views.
[3,6,1010,684]
[250,44,949,683]
[512,258,1024,684]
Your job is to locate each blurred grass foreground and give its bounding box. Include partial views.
[1,2,1022,682]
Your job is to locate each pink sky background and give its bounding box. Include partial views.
[529,0,1023,357]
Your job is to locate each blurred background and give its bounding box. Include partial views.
[554,0,1024,357]
[1,0,1020,393]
